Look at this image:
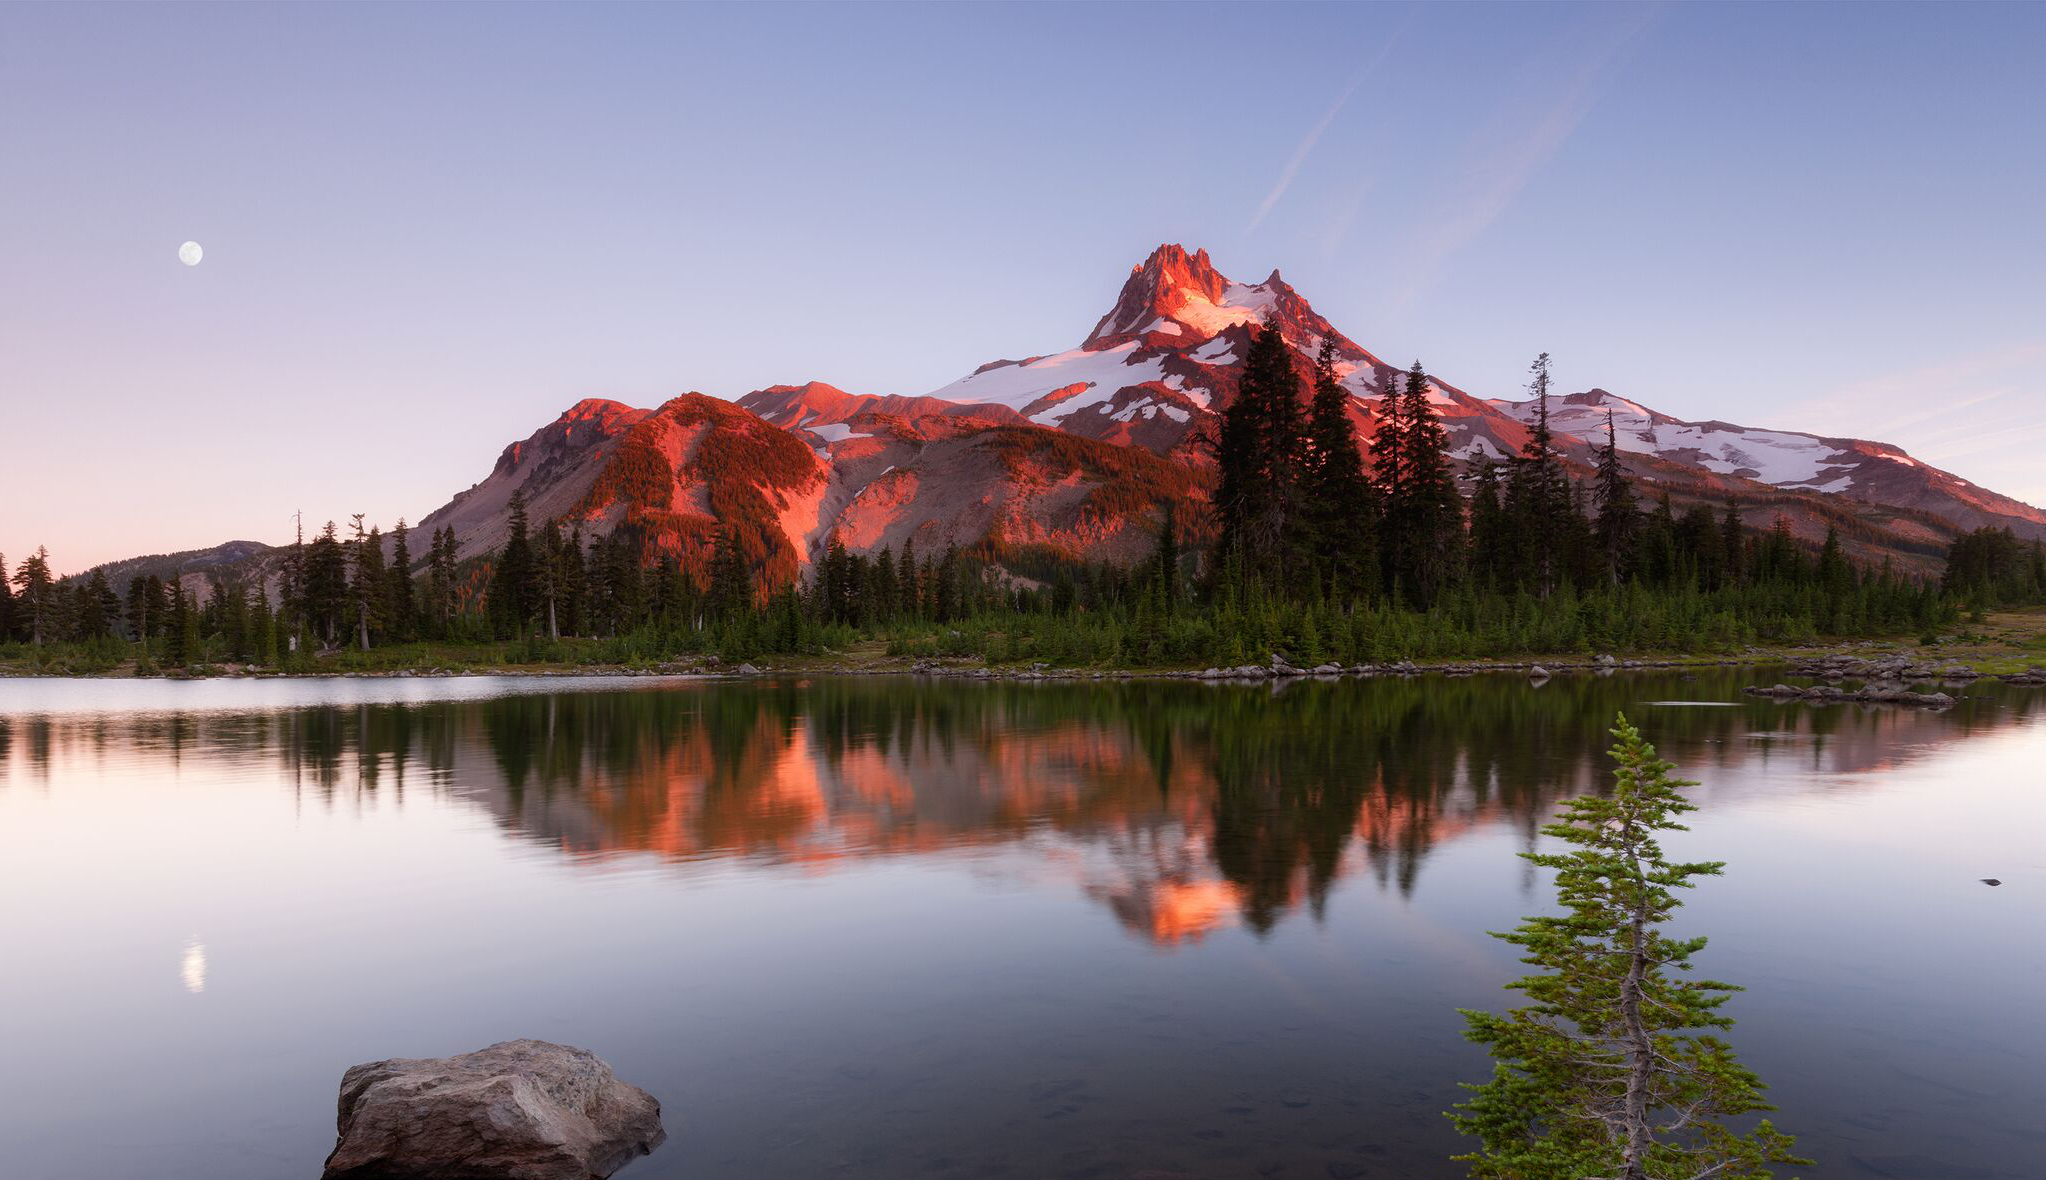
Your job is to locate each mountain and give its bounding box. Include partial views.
[1489,388,2046,539]
[96,243,2041,591]
[421,386,1200,588]
[65,540,276,592]
[903,244,2043,567]
[917,244,1402,456]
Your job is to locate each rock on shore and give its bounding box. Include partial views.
[321,1040,665,1180]
[1743,683,1955,708]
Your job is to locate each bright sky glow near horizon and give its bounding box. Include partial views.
[3,2,2043,575]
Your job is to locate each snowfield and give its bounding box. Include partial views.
[927,342,1173,426]
[1491,391,1865,491]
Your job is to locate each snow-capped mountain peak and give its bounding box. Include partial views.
[926,244,1397,448]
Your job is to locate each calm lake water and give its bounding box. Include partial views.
[1,670,2040,1180]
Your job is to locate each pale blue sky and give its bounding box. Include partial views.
[4,2,2042,572]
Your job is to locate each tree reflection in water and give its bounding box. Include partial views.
[3,671,2032,946]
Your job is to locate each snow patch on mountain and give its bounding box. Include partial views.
[1167,285,1264,337]
[932,341,1171,423]
[807,422,872,444]
[1492,391,1852,488]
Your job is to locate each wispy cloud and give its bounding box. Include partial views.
[1783,344,2046,439]
[1782,343,2046,507]
[1395,7,1658,305]
[1246,28,1408,235]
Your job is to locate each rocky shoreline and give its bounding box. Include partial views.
[8,647,2046,691]
[1735,651,2046,709]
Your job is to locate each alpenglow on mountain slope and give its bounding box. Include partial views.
[397,243,2039,589]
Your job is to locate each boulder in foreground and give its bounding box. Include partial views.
[322,1039,665,1180]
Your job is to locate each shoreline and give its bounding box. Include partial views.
[4,644,2041,688]
[7,608,2044,688]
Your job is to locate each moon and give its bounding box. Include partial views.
[178,241,203,267]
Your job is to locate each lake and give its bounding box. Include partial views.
[1,670,2040,1180]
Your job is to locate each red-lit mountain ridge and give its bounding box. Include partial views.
[406,244,2039,587]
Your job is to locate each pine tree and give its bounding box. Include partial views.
[489,488,536,638]
[163,582,188,665]
[163,581,203,666]
[1386,362,1462,605]
[1453,714,1805,1180]
[280,513,307,642]
[868,544,899,625]
[1816,525,1850,592]
[1303,336,1379,601]
[934,543,963,623]
[0,551,13,641]
[126,575,167,646]
[248,583,275,665]
[387,518,416,644]
[598,531,643,634]
[348,515,385,650]
[1214,324,1308,587]
[181,583,203,662]
[1593,410,1639,587]
[821,535,854,625]
[11,547,55,645]
[706,528,751,622]
[426,527,461,638]
[80,568,118,639]
[1504,353,1570,596]
[537,518,565,640]
[1467,459,1510,589]
[1153,501,1182,609]
[304,522,350,646]
[1719,504,1745,588]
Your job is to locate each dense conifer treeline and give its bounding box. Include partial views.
[6,337,2043,670]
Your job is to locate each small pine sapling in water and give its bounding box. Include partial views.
[1450,713,1805,1180]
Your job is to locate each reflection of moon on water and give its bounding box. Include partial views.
[178,241,203,267]
[181,939,206,993]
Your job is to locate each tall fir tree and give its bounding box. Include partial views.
[80,568,117,639]
[1592,410,1639,587]
[489,487,536,638]
[1719,503,1746,588]
[304,522,350,646]
[279,512,307,642]
[536,518,566,640]
[348,515,385,650]
[10,547,55,645]
[1386,362,1463,605]
[1453,714,1804,1180]
[163,581,202,665]
[1213,324,1308,588]
[125,575,166,646]
[1817,525,1853,597]
[1303,336,1379,602]
[561,525,589,637]
[387,518,416,644]
[1467,459,1510,589]
[898,537,920,620]
[820,534,855,625]
[1504,352,1570,595]
[427,526,462,638]
[1153,501,1182,609]
[706,528,751,622]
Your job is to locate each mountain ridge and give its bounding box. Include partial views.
[378,242,2046,587]
[72,243,2045,592]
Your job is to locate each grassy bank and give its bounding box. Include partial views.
[5,607,2044,681]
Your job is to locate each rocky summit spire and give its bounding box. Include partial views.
[1084,243,1233,345]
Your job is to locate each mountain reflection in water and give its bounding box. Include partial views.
[4,669,2044,1180]
[10,671,2031,949]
